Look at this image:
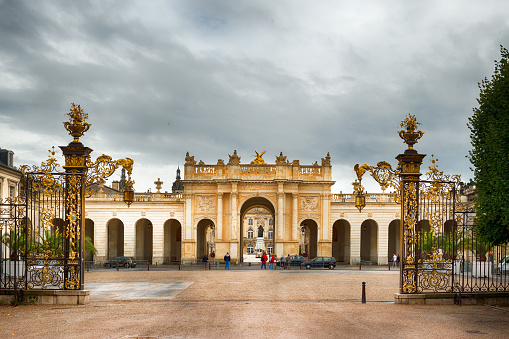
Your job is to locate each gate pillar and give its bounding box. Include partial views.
[396,114,425,294]
[60,104,92,290]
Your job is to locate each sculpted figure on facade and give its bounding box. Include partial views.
[275,152,287,165]
[321,152,331,167]
[251,150,267,165]
[185,152,196,165]
[228,150,241,165]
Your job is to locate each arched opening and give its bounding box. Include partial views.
[361,219,378,263]
[163,219,181,263]
[387,219,401,262]
[332,219,350,263]
[135,218,153,263]
[300,219,318,259]
[196,219,215,258]
[240,197,276,263]
[107,218,124,259]
[85,218,95,261]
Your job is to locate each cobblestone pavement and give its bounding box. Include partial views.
[1,268,508,338]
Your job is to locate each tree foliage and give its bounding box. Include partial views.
[468,46,509,245]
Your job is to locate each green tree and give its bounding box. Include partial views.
[468,45,509,245]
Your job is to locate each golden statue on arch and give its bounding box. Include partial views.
[251,150,267,165]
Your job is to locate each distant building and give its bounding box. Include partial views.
[0,147,21,201]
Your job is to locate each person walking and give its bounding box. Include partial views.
[224,252,231,270]
[269,254,275,269]
[202,254,208,270]
[280,254,287,269]
[286,254,291,270]
[392,254,397,267]
[261,252,268,269]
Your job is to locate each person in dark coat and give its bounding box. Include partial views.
[202,254,208,270]
[224,252,231,270]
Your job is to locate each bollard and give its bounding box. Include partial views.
[147,263,150,271]
[388,263,390,271]
[359,261,362,270]
[179,263,181,270]
[362,282,366,304]
[209,262,211,270]
[116,263,119,271]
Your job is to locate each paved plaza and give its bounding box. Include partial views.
[1,267,508,338]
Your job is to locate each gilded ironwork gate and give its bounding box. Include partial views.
[401,179,458,293]
[0,195,26,292]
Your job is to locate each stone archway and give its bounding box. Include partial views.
[361,219,378,263]
[196,219,215,258]
[332,219,350,263]
[135,218,153,263]
[239,197,276,263]
[85,218,95,261]
[388,219,401,262]
[164,219,182,263]
[300,219,318,259]
[107,218,124,259]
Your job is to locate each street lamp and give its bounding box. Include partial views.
[123,180,134,207]
[352,179,366,212]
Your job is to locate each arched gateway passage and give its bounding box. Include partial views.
[300,219,318,259]
[332,219,350,263]
[196,219,215,258]
[164,219,181,263]
[240,197,275,263]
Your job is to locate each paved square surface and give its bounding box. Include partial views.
[85,282,194,300]
[1,268,508,338]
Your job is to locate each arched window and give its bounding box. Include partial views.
[267,244,273,255]
[248,218,253,225]
[247,228,254,239]
[268,228,273,240]
[247,244,254,254]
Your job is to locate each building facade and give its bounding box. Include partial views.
[85,151,403,265]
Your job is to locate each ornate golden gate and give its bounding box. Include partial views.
[0,104,135,302]
[355,114,508,295]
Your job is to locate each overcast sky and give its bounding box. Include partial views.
[1,1,508,193]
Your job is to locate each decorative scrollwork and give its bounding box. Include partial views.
[85,154,134,196]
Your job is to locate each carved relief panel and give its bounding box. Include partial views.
[300,196,319,212]
[196,195,216,213]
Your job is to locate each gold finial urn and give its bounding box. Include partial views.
[63,103,91,143]
[398,113,424,150]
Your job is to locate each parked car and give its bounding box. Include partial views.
[303,256,336,269]
[277,255,306,267]
[496,256,509,275]
[103,256,136,268]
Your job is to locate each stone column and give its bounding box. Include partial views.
[231,191,238,240]
[292,193,298,241]
[216,193,223,240]
[322,193,330,241]
[277,192,284,240]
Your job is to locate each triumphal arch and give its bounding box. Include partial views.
[182,150,334,262]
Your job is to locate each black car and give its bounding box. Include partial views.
[277,255,306,267]
[103,256,136,268]
[304,256,336,269]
